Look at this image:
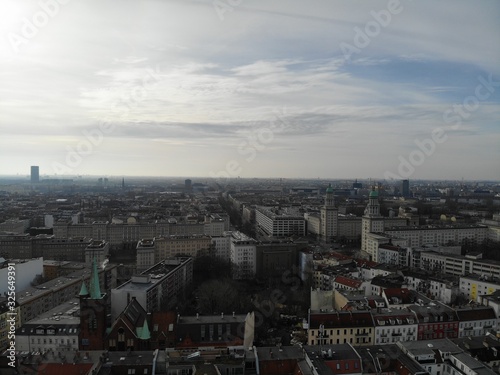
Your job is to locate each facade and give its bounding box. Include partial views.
[377,244,410,267]
[0,297,21,351]
[0,218,30,234]
[455,306,497,337]
[175,312,255,349]
[398,339,496,375]
[408,304,459,341]
[155,234,211,259]
[384,225,488,248]
[84,239,109,266]
[320,184,338,243]
[459,274,500,301]
[361,189,385,258]
[255,206,306,238]
[31,166,39,183]
[136,238,156,272]
[337,216,362,241]
[372,310,418,345]
[308,311,375,346]
[111,257,193,321]
[53,220,174,245]
[211,234,231,260]
[401,270,456,304]
[255,241,298,279]
[230,231,257,279]
[422,251,500,280]
[15,298,80,353]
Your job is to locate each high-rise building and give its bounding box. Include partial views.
[320,184,338,243]
[185,179,192,193]
[401,179,410,197]
[361,187,384,257]
[30,166,39,183]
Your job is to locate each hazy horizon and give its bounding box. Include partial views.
[1,0,499,180]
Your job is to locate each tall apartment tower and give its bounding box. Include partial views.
[361,187,384,258]
[30,166,39,183]
[79,258,107,350]
[320,184,338,243]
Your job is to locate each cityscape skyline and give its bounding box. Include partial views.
[1,0,499,180]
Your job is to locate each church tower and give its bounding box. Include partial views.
[79,257,107,350]
[361,187,385,259]
[320,184,338,243]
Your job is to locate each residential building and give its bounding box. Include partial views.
[459,274,500,302]
[256,206,306,238]
[308,310,375,346]
[175,312,255,350]
[230,231,257,279]
[110,257,193,321]
[408,303,459,340]
[84,240,109,266]
[455,305,497,337]
[155,234,211,259]
[15,298,80,352]
[136,238,156,272]
[398,339,496,375]
[255,241,298,279]
[0,297,21,351]
[372,309,417,345]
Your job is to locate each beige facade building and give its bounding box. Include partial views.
[155,235,212,259]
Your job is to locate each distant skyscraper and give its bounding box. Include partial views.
[30,166,39,183]
[185,179,192,193]
[401,179,410,197]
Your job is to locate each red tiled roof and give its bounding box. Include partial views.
[334,275,362,289]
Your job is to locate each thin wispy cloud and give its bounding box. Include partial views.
[0,0,498,179]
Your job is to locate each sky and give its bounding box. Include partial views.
[0,0,499,180]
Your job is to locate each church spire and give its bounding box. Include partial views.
[79,279,89,297]
[89,257,102,299]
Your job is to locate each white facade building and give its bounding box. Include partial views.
[255,206,306,238]
[373,310,418,345]
[229,231,257,279]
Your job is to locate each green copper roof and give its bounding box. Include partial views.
[89,257,102,300]
[326,184,333,193]
[369,188,378,198]
[136,318,151,340]
[79,280,89,296]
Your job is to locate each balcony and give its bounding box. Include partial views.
[356,332,369,337]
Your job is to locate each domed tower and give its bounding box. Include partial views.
[361,186,384,259]
[320,184,338,243]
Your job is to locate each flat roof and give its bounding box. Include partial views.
[18,298,81,326]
